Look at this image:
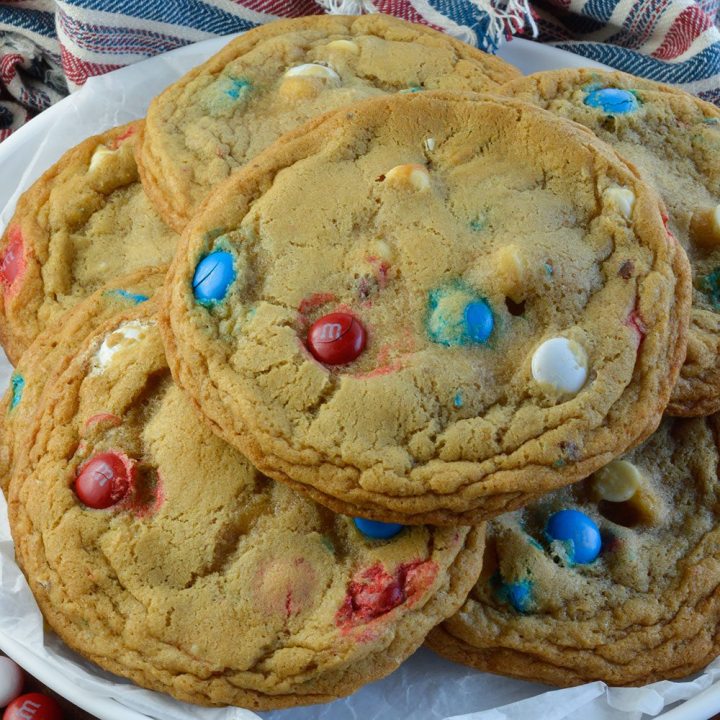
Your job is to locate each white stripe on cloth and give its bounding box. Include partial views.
[678,73,720,93]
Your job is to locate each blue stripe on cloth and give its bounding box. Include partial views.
[552,40,720,82]
[581,0,622,23]
[0,6,56,38]
[59,0,259,35]
[58,15,193,55]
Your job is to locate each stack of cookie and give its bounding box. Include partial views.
[0,12,717,711]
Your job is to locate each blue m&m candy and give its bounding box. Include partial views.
[464,300,494,343]
[505,580,532,613]
[584,87,639,114]
[353,517,404,539]
[192,251,235,302]
[9,373,23,410]
[546,509,601,564]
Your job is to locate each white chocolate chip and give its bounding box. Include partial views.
[424,137,436,152]
[493,245,526,302]
[91,320,154,375]
[690,204,720,248]
[370,239,393,262]
[531,337,588,395]
[603,187,635,220]
[629,482,668,526]
[284,63,340,82]
[593,460,641,502]
[325,39,359,54]
[88,144,116,174]
[385,163,430,191]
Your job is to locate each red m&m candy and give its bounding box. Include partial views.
[307,312,366,365]
[3,693,62,720]
[74,451,136,509]
[0,227,26,292]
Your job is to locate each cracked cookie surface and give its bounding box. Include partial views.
[427,416,720,686]
[161,92,690,525]
[0,121,178,364]
[8,301,483,709]
[137,13,520,232]
[502,69,720,416]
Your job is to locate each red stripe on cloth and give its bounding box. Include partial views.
[651,5,713,58]
[229,0,323,17]
[619,0,668,48]
[613,0,673,49]
[0,54,22,84]
[60,46,122,86]
[371,0,444,31]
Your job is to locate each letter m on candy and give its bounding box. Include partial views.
[319,323,342,341]
[16,700,42,720]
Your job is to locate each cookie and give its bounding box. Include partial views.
[427,416,720,686]
[0,267,165,496]
[7,301,484,709]
[501,69,720,416]
[161,91,691,525]
[137,13,521,232]
[0,121,178,364]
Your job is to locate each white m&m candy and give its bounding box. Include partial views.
[531,337,588,395]
[0,656,24,707]
[90,320,153,375]
[280,64,341,100]
[284,64,340,82]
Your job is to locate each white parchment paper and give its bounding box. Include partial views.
[0,33,718,720]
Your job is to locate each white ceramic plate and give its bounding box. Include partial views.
[1,33,718,720]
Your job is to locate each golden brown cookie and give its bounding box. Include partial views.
[0,266,165,496]
[0,121,177,364]
[161,91,691,525]
[427,416,720,686]
[137,13,521,232]
[502,69,720,416]
[8,300,483,709]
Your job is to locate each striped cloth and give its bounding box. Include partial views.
[0,0,718,143]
